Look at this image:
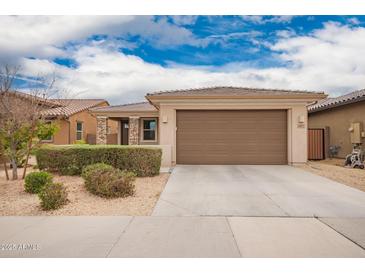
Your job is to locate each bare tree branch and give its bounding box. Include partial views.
[0,64,64,180]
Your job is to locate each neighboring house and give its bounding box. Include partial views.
[0,91,118,145]
[91,87,326,167]
[41,99,118,145]
[308,89,365,158]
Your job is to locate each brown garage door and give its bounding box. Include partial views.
[176,110,287,164]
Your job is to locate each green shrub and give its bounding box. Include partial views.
[38,182,68,210]
[81,163,114,179]
[36,145,162,177]
[74,140,86,145]
[82,163,135,198]
[24,171,53,194]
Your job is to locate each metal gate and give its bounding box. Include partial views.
[308,129,325,160]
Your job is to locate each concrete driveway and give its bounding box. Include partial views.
[153,165,365,217]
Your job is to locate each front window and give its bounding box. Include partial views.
[41,121,53,142]
[142,118,157,141]
[76,121,83,140]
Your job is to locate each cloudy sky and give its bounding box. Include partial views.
[1,15,365,104]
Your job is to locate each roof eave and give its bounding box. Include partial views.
[146,94,327,102]
[91,111,159,118]
[92,110,158,114]
[145,95,159,110]
[308,95,365,113]
[42,114,68,119]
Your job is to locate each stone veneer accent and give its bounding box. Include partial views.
[96,116,108,145]
[128,117,139,145]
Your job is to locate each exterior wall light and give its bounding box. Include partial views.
[162,116,168,123]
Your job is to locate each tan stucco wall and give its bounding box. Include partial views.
[288,106,308,164]
[50,102,118,145]
[51,119,70,144]
[308,100,365,158]
[158,99,310,166]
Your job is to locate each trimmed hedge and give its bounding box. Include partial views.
[35,145,162,177]
[82,163,135,198]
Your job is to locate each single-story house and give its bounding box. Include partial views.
[0,91,118,145]
[308,89,365,158]
[91,87,326,167]
[41,99,118,145]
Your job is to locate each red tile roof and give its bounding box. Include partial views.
[1,90,62,108]
[2,91,108,118]
[42,99,107,118]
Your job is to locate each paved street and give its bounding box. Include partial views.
[0,216,364,258]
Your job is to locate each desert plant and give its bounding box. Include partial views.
[36,145,162,176]
[0,65,60,180]
[38,182,68,210]
[81,162,114,179]
[82,163,135,198]
[24,171,53,194]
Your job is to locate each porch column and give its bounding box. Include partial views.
[128,116,139,145]
[96,116,108,145]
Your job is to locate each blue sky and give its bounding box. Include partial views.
[51,16,364,68]
[1,15,365,103]
[117,16,361,68]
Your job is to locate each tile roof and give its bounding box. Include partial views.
[146,86,326,97]
[42,99,107,117]
[91,101,157,113]
[308,89,365,113]
[1,90,62,108]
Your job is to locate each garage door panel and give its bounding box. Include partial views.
[176,110,287,164]
[178,133,259,141]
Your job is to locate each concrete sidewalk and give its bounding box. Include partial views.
[0,216,364,258]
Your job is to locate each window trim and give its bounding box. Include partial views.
[141,118,157,142]
[76,121,84,141]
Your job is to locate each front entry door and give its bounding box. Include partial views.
[121,120,129,145]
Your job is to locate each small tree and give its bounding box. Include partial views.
[21,120,59,179]
[0,139,9,180]
[0,65,60,180]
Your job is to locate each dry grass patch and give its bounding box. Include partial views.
[0,167,169,216]
[297,158,365,192]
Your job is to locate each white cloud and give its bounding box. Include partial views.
[205,31,262,48]
[0,16,134,60]
[0,15,202,62]
[347,17,361,25]
[169,16,198,26]
[123,16,198,48]
[276,29,296,38]
[267,22,365,94]
[267,16,294,24]
[241,16,294,25]
[12,20,365,104]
